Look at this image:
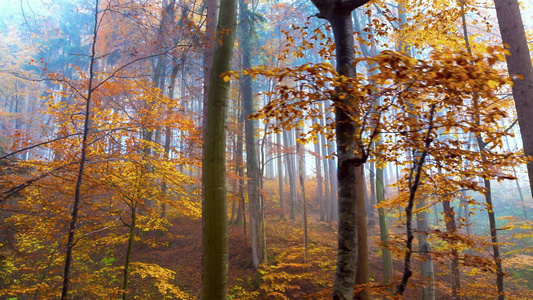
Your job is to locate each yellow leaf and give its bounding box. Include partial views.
[223,75,231,82]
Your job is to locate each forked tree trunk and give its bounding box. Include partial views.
[309,1,371,299]
[201,0,236,297]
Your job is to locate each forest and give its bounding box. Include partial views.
[0,0,532,299]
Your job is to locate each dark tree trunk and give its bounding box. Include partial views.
[309,1,371,299]
[61,2,99,298]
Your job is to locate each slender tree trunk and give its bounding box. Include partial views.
[201,0,236,297]
[483,178,505,300]
[239,0,262,269]
[235,110,245,226]
[376,157,393,288]
[297,134,309,255]
[442,200,461,299]
[315,120,326,221]
[417,197,435,300]
[319,105,332,221]
[396,104,436,296]
[277,131,285,219]
[314,125,325,221]
[283,130,297,219]
[463,4,506,294]
[122,205,137,300]
[61,3,99,298]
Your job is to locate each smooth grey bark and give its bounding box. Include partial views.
[234,108,245,228]
[202,0,219,110]
[376,158,393,287]
[494,0,533,203]
[239,0,262,270]
[314,120,325,221]
[318,105,332,221]
[310,1,371,299]
[417,197,435,300]
[201,0,236,297]
[277,131,285,219]
[503,134,528,219]
[283,129,297,219]
[297,128,309,254]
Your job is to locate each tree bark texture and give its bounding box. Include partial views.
[442,200,460,299]
[310,1,371,299]
[376,160,393,287]
[239,0,262,270]
[494,0,533,200]
[416,197,435,300]
[201,0,236,297]
[277,131,285,219]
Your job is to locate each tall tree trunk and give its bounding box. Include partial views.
[201,0,236,297]
[314,121,325,221]
[239,0,262,270]
[462,5,506,297]
[297,132,309,255]
[277,131,285,220]
[376,156,393,288]
[494,0,533,202]
[326,114,339,223]
[235,108,245,227]
[283,130,297,219]
[482,178,505,300]
[319,104,332,221]
[309,1,371,299]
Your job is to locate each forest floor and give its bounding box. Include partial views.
[123,190,533,299]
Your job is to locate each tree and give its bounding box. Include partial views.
[308,1,371,299]
[61,1,100,297]
[494,0,533,200]
[201,0,237,297]
[239,0,262,270]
